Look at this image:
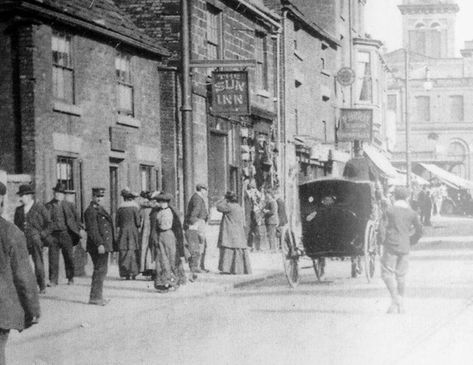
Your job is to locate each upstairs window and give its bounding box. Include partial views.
[430,23,441,58]
[52,32,74,104]
[255,33,268,91]
[115,53,134,116]
[450,95,464,121]
[356,51,372,102]
[206,4,222,60]
[140,165,153,192]
[416,96,430,122]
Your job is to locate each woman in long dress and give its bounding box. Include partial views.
[139,192,155,278]
[150,193,186,292]
[116,190,141,280]
[217,191,252,275]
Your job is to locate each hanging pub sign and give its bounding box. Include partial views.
[211,70,250,115]
[337,108,373,142]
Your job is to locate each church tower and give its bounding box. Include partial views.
[399,0,459,58]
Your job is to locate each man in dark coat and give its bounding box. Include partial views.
[417,186,432,226]
[382,186,422,314]
[14,184,53,294]
[45,182,82,286]
[0,182,40,365]
[84,187,114,306]
[343,141,378,182]
[184,184,209,272]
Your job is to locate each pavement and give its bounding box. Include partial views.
[8,223,283,346]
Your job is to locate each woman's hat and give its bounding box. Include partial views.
[53,182,66,193]
[224,191,237,202]
[153,192,172,202]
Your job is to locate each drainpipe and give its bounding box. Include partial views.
[181,0,193,210]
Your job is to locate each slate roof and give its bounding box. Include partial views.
[0,0,169,57]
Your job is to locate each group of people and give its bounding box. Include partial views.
[414,183,448,226]
[244,182,288,252]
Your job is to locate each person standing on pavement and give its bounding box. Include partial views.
[184,184,209,273]
[275,189,288,248]
[151,193,186,292]
[263,189,279,252]
[45,182,81,286]
[381,186,422,314]
[116,189,141,280]
[14,184,53,294]
[245,182,264,251]
[417,186,432,226]
[0,182,40,365]
[139,191,154,278]
[84,187,115,306]
[216,191,252,275]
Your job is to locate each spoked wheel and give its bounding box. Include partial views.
[312,257,326,281]
[364,220,378,283]
[281,228,300,288]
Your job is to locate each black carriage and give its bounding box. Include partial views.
[282,178,380,287]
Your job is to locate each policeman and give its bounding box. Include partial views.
[84,187,114,306]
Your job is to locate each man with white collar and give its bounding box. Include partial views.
[381,186,422,314]
[14,184,53,294]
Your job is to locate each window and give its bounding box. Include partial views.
[140,165,153,192]
[416,96,430,121]
[387,94,397,112]
[206,4,221,60]
[430,23,441,58]
[57,156,74,191]
[115,53,134,116]
[255,33,268,90]
[356,51,372,102]
[450,95,464,121]
[52,32,74,104]
[409,23,426,55]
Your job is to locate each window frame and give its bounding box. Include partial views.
[415,95,431,122]
[356,50,373,103]
[52,31,75,104]
[139,164,153,193]
[255,32,269,91]
[115,52,134,116]
[449,95,464,122]
[206,3,222,60]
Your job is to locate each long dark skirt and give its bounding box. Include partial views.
[218,247,252,274]
[119,250,139,278]
[154,231,186,290]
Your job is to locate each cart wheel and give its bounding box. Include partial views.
[312,258,325,281]
[364,220,377,283]
[281,228,300,288]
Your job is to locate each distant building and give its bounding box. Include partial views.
[386,0,473,179]
[0,0,168,217]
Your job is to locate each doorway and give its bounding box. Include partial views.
[208,131,228,209]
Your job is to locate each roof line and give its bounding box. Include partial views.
[3,1,169,58]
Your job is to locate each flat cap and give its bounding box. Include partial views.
[196,183,208,191]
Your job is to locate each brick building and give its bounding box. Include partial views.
[0,0,169,218]
[117,0,280,217]
[386,0,473,180]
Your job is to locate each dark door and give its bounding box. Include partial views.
[208,132,228,208]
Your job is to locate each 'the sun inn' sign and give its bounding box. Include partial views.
[211,71,250,115]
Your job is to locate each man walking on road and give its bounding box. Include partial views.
[0,182,40,365]
[184,184,209,273]
[381,186,422,314]
[45,182,82,286]
[84,187,114,306]
[14,184,53,294]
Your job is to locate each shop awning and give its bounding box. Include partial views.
[419,163,473,190]
[363,145,398,178]
[389,169,429,186]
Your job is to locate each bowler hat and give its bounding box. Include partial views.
[17,184,34,196]
[53,182,66,193]
[0,182,5,196]
[92,187,106,197]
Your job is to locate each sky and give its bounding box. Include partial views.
[365,0,473,54]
